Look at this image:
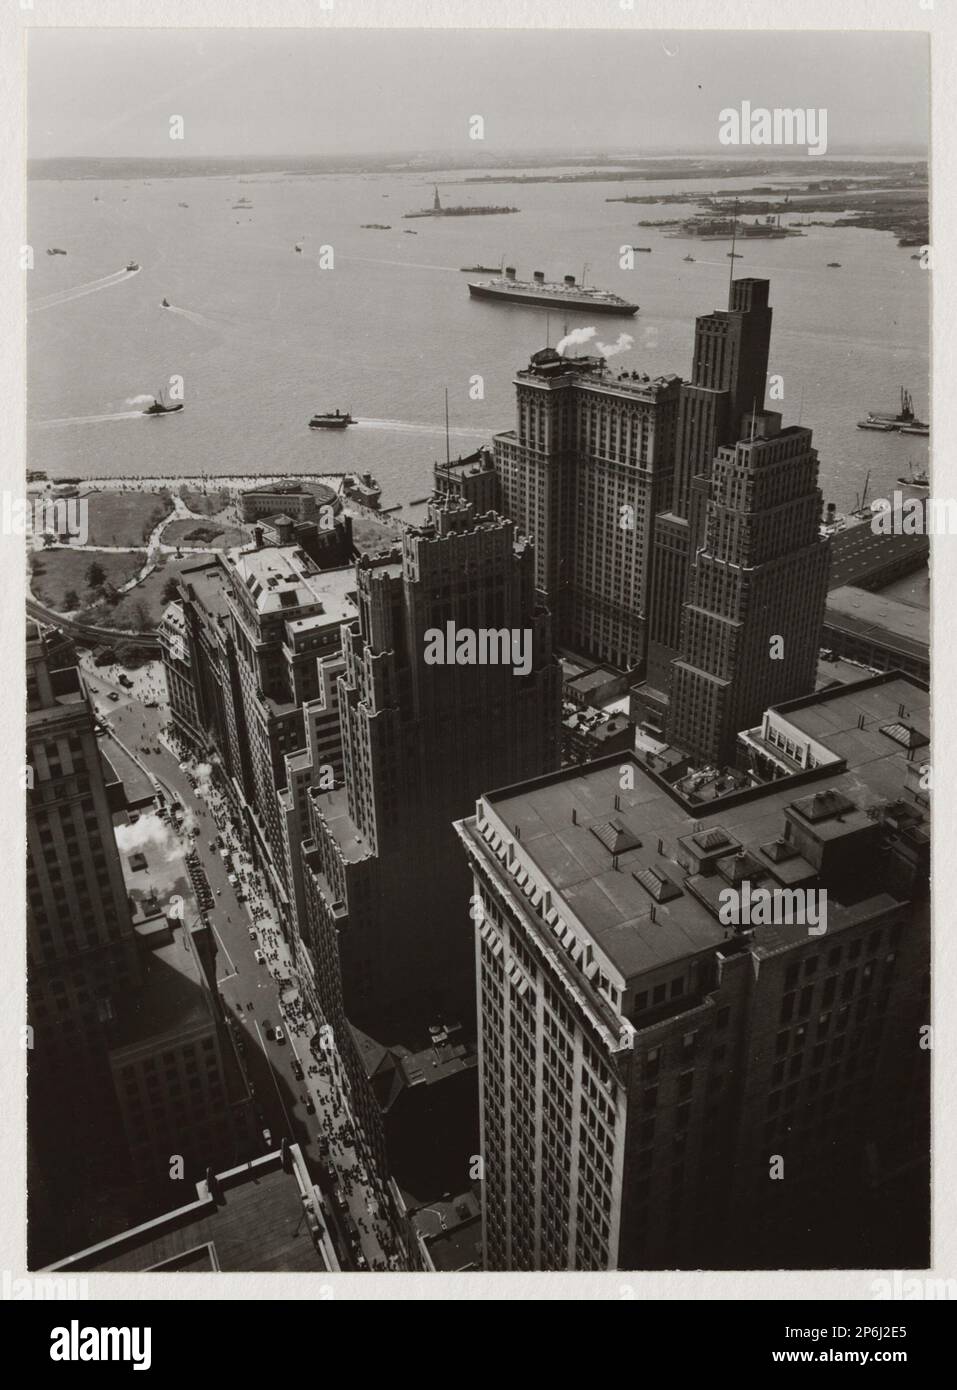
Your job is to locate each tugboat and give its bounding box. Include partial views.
[125,260,139,272]
[143,387,183,416]
[898,461,930,488]
[308,409,354,429]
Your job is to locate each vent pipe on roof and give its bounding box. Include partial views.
[572,807,578,825]
[614,793,621,811]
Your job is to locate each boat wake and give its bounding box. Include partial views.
[162,304,232,331]
[30,266,141,312]
[33,411,147,428]
[355,418,489,439]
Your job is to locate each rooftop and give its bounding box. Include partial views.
[226,547,357,622]
[468,673,927,986]
[825,584,930,661]
[44,1146,334,1273]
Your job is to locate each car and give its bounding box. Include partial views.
[254,949,265,964]
[304,1096,315,1114]
[107,691,120,702]
[264,1022,274,1040]
[228,873,238,886]
[292,1060,303,1080]
[208,841,217,853]
[275,1026,285,1044]
[144,700,158,708]
[248,928,257,942]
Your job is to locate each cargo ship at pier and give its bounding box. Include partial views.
[404,187,518,219]
[468,265,638,316]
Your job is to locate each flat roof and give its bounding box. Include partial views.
[227,547,357,621]
[473,674,926,984]
[46,1149,331,1273]
[825,585,929,660]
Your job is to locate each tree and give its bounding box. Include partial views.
[86,560,106,588]
[63,589,80,609]
[161,577,181,605]
[125,599,153,632]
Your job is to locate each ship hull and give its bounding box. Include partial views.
[468,283,637,316]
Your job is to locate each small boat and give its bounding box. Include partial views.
[683,254,695,262]
[632,246,652,253]
[46,247,67,256]
[294,243,303,253]
[360,223,391,230]
[161,298,170,308]
[125,260,139,272]
[403,230,418,234]
[143,387,183,416]
[910,253,922,260]
[178,202,189,208]
[309,409,354,429]
[460,264,503,273]
[856,417,896,431]
[827,262,842,268]
[727,251,742,258]
[900,424,929,437]
[898,463,929,487]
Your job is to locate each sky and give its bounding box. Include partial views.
[27,28,929,160]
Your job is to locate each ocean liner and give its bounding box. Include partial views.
[468,266,638,316]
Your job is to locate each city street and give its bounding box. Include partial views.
[81,654,403,1270]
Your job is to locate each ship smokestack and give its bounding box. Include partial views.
[564,275,575,285]
[533,270,545,283]
[505,266,516,280]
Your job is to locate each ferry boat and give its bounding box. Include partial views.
[468,266,638,317]
[308,409,354,429]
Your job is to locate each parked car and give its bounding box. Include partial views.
[254,949,265,964]
[292,1060,304,1080]
[107,692,120,702]
[304,1096,315,1114]
[264,1021,274,1040]
[275,1026,285,1045]
[248,928,257,942]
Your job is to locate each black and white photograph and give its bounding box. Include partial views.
[3,1,952,1321]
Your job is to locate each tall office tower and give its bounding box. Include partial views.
[640,279,774,726]
[456,672,929,1271]
[492,348,681,670]
[27,622,142,1072]
[666,410,830,765]
[163,545,359,936]
[300,496,561,1046]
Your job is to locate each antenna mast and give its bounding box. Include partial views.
[727,197,739,307]
[444,387,451,474]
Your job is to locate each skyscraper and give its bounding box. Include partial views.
[300,495,561,1043]
[639,279,775,728]
[492,348,681,670]
[666,409,830,764]
[456,673,929,1271]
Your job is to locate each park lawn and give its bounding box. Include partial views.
[351,514,404,555]
[29,547,146,612]
[80,488,174,546]
[179,485,235,521]
[100,555,215,630]
[163,517,248,549]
